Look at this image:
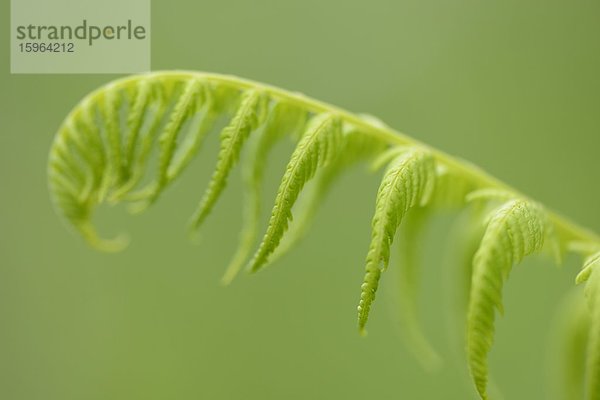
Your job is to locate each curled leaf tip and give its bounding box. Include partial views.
[78,223,130,253]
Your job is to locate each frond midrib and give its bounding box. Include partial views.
[69,70,600,249]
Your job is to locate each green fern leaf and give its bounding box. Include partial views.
[389,160,477,359]
[268,126,386,265]
[189,89,267,231]
[47,72,600,400]
[222,102,306,284]
[248,113,342,272]
[466,199,549,399]
[167,98,217,183]
[110,81,171,201]
[100,86,125,188]
[358,148,436,334]
[146,78,206,203]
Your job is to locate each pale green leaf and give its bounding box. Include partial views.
[268,127,386,265]
[189,89,266,231]
[222,101,306,284]
[46,73,600,400]
[248,113,342,272]
[358,148,436,334]
[467,199,548,399]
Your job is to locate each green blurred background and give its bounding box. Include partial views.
[1,1,599,399]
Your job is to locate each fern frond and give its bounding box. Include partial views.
[146,78,207,204]
[466,199,550,399]
[268,127,385,266]
[110,85,170,201]
[189,89,267,231]
[248,113,342,272]
[47,71,600,400]
[221,102,306,284]
[358,148,436,334]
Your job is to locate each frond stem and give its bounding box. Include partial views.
[96,71,600,251]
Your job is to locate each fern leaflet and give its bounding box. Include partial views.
[358,148,436,333]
